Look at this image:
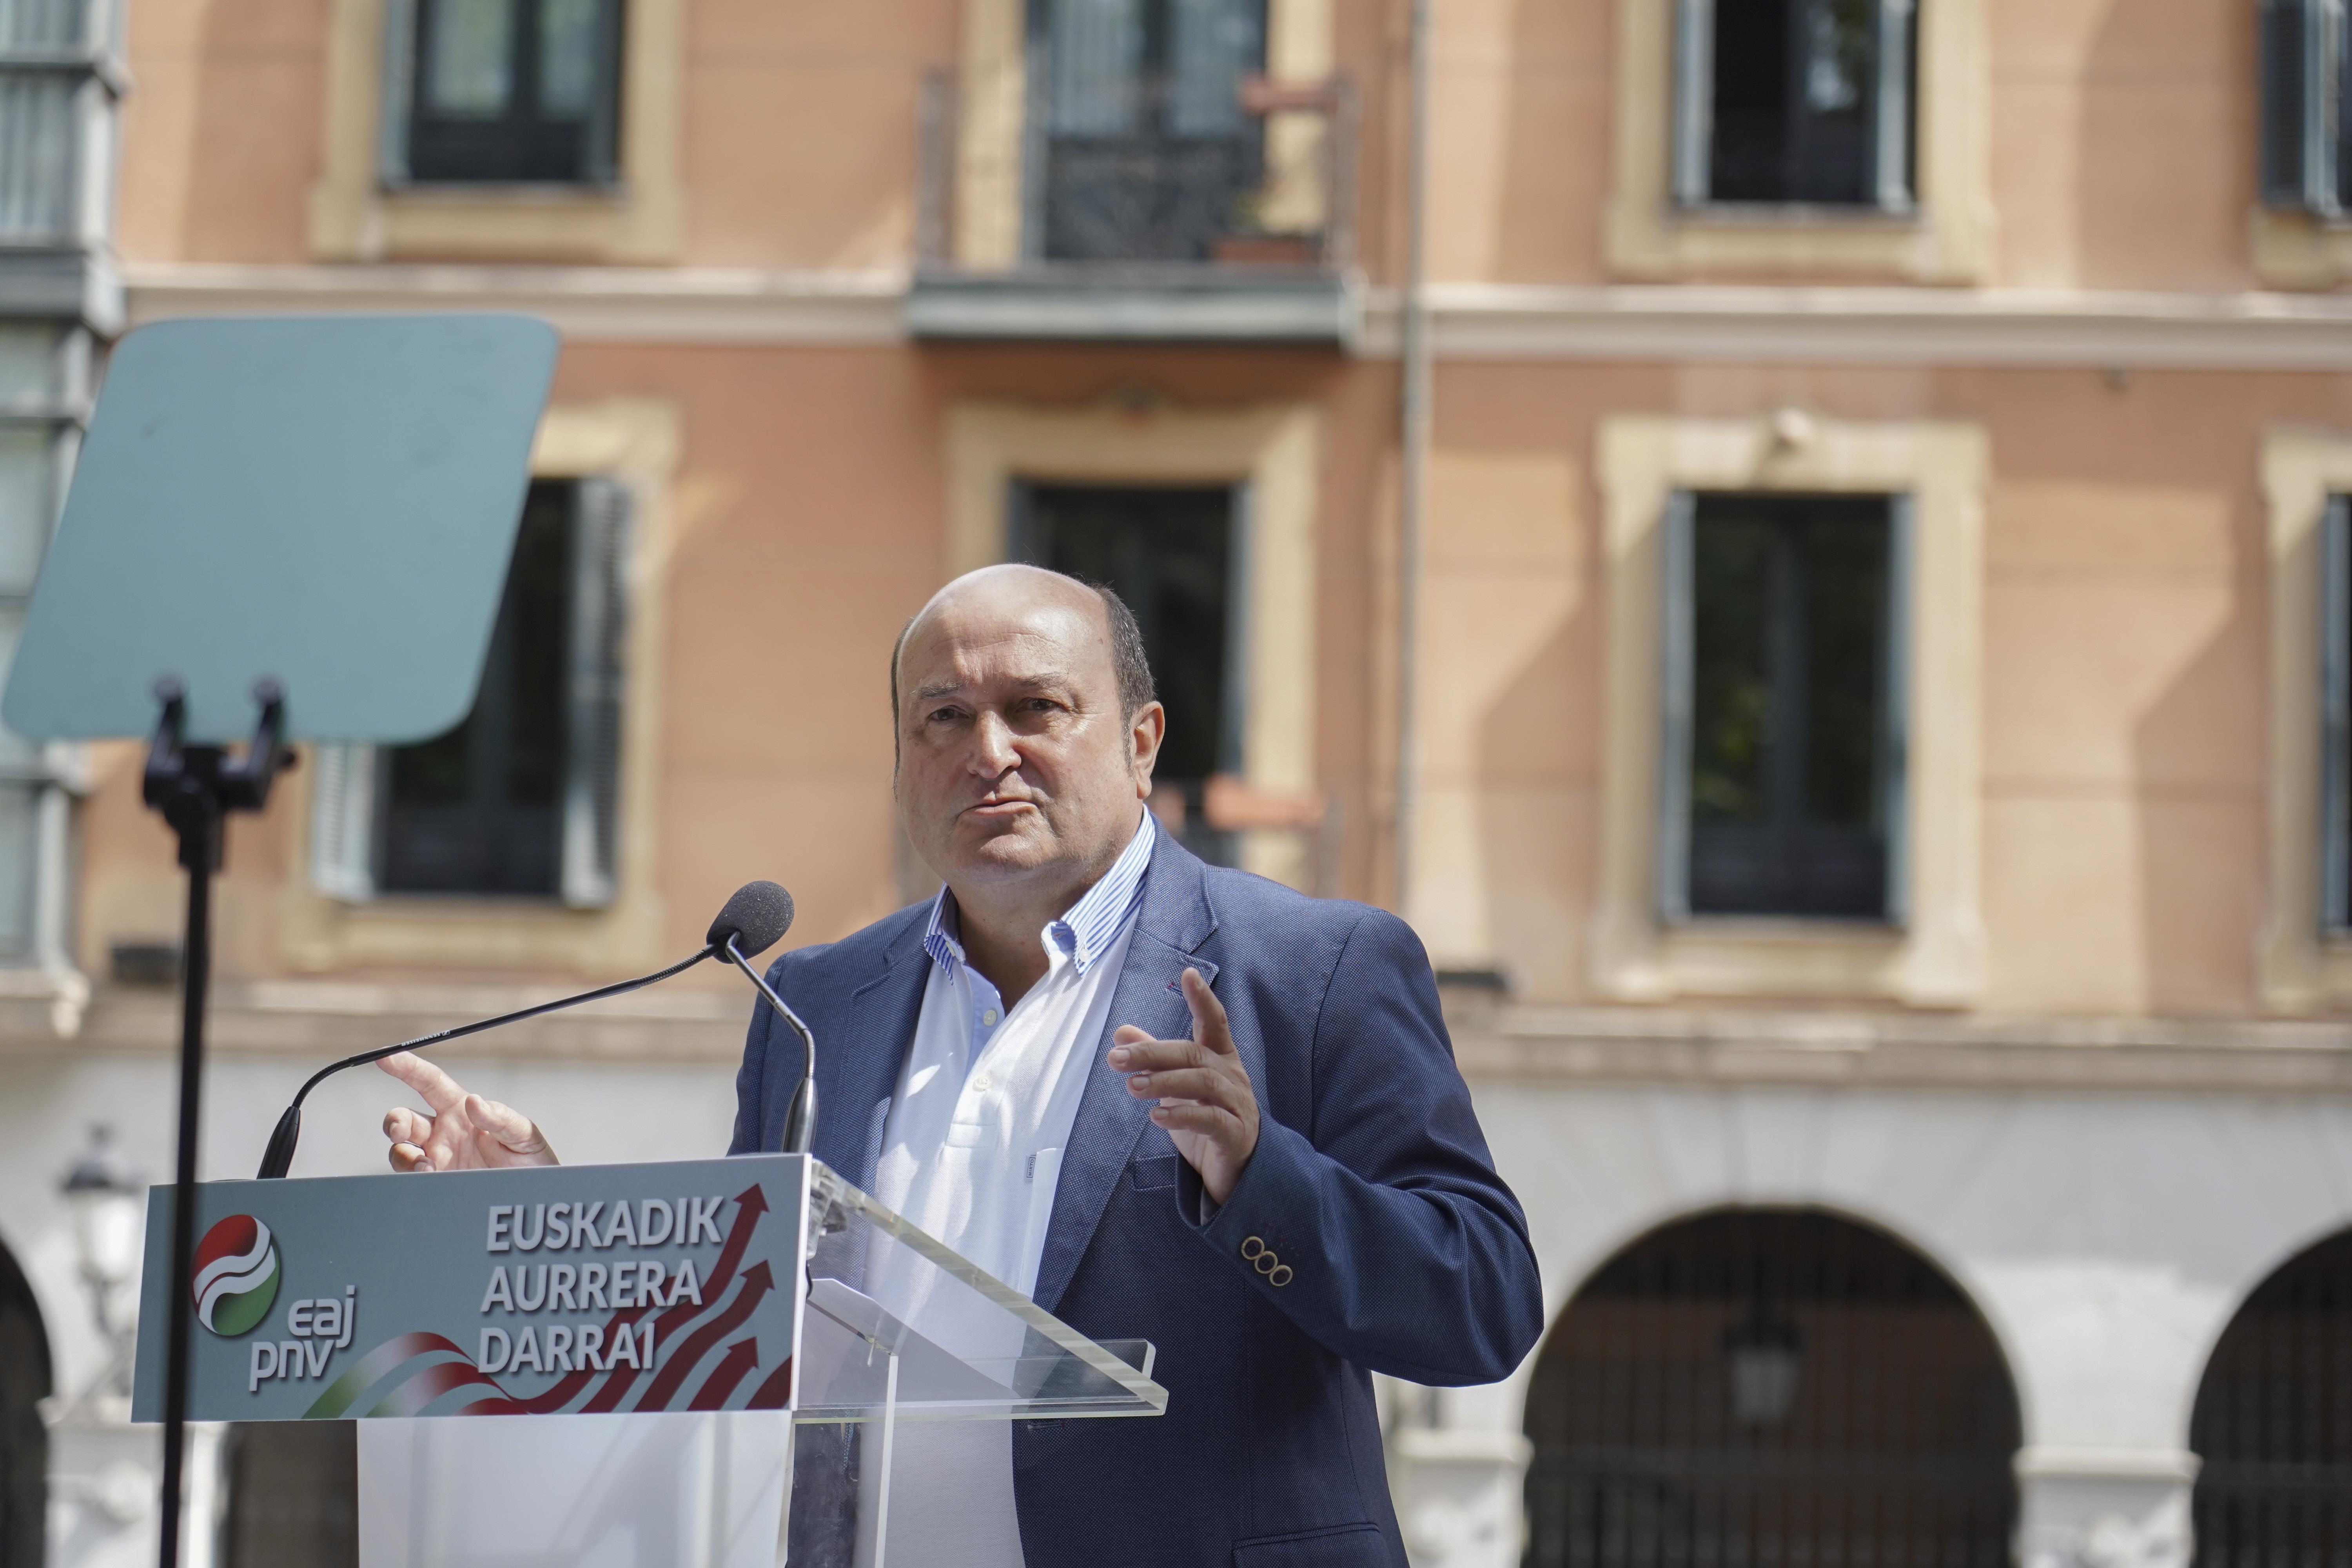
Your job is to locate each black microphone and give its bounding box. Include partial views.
[254,880,803,1178]
[708,881,821,1156]
[708,879,794,955]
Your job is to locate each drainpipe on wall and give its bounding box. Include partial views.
[1394,0,1434,917]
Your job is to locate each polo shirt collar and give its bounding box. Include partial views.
[922,812,1156,980]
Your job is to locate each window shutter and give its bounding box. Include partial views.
[1873,0,1916,211]
[2321,495,2350,929]
[1879,493,1915,927]
[1655,490,1696,924]
[1670,0,1714,206]
[560,476,630,911]
[2261,0,2342,213]
[309,743,379,903]
[377,0,416,184]
[1218,482,1254,777]
[581,0,624,184]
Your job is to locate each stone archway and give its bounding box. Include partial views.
[0,1235,53,1565]
[1522,1205,2021,1568]
[2190,1225,2352,1566]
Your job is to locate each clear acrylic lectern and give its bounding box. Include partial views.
[354,1159,1166,1568]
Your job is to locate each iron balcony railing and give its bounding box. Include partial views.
[914,67,1358,278]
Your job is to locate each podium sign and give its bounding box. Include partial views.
[125,1156,1167,1566]
[130,1156,811,1423]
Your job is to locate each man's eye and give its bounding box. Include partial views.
[926,707,964,724]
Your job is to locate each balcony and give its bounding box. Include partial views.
[906,70,1361,349]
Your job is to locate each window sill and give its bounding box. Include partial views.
[308,178,679,264]
[282,886,659,976]
[2248,207,2352,290]
[907,266,1362,346]
[1605,198,1989,284]
[1670,201,1920,227]
[380,180,630,202]
[1612,919,1915,1005]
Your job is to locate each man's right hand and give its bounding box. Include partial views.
[379,1052,558,1172]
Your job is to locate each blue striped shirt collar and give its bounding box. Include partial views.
[922,812,1155,979]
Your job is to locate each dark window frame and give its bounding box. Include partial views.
[375,479,575,898]
[390,0,626,188]
[1671,0,1918,212]
[1658,488,1911,925]
[1021,0,1272,262]
[308,476,629,909]
[1008,477,1250,863]
[2260,0,2350,216]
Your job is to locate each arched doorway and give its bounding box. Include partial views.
[1523,1207,2020,1568]
[0,1236,53,1565]
[2190,1225,2352,1566]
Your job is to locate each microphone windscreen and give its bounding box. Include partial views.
[708,880,795,957]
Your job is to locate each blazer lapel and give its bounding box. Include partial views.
[810,917,928,1186]
[1031,830,1219,1317]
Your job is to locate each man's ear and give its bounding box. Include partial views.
[1128,701,1167,795]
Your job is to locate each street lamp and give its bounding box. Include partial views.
[60,1123,145,1390]
[1723,1304,1804,1427]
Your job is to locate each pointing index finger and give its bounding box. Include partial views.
[377,1051,469,1114]
[1181,968,1235,1056]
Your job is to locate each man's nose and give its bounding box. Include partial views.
[969,711,1019,774]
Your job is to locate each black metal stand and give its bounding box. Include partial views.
[142,678,290,1568]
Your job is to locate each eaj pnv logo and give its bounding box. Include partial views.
[192,1215,280,1337]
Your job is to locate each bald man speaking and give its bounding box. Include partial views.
[380,566,1543,1567]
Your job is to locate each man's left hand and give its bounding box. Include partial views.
[1109,967,1258,1207]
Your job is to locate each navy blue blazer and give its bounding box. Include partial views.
[730,825,1544,1568]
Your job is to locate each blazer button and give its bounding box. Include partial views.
[1269,1264,1293,1287]
[1240,1236,1267,1263]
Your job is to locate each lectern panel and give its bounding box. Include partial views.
[131,1156,812,1423]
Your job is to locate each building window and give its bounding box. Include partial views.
[311,477,629,907]
[0,324,90,988]
[1673,0,1916,209]
[1523,1207,2021,1568]
[2190,1227,2352,1564]
[1031,0,1268,261]
[397,0,624,184]
[1661,492,1907,922]
[2261,0,2352,216]
[1011,481,1245,859]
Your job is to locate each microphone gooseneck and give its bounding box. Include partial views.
[720,933,819,1156]
[256,878,803,1179]
[254,945,717,1179]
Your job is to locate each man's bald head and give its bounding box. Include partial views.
[890,564,1155,728]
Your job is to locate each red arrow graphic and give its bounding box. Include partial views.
[514,1303,652,1415]
[743,1357,794,1410]
[568,1183,774,1415]
[633,1259,775,1412]
[687,1338,760,1411]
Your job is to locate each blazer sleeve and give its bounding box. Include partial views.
[1178,907,1546,1386]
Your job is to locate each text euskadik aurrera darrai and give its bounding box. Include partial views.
[472,1195,733,1382]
